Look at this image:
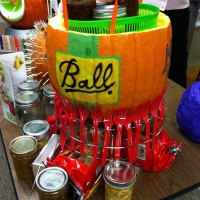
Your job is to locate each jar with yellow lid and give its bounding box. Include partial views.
[36,167,69,200]
[23,120,50,151]
[9,135,38,180]
[103,160,136,200]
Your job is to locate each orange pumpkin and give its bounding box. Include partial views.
[0,0,48,29]
[46,13,171,113]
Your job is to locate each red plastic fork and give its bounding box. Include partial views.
[77,103,89,155]
[123,110,134,163]
[68,101,78,152]
[101,111,114,166]
[91,106,103,158]
[114,110,125,160]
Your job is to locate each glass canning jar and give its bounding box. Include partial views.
[15,91,44,129]
[36,167,69,200]
[9,135,38,180]
[103,160,136,200]
[42,84,55,119]
[18,79,41,97]
[67,0,96,20]
[23,120,50,151]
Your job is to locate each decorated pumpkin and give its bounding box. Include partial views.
[0,0,48,29]
[46,12,171,113]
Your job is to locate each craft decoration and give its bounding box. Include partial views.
[176,81,200,143]
[0,0,48,28]
[47,12,171,113]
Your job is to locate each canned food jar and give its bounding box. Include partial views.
[36,167,69,200]
[18,79,41,96]
[119,0,138,16]
[43,84,55,118]
[23,120,50,151]
[67,0,96,20]
[103,160,136,200]
[9,135,38,180]
[15,91,44,129]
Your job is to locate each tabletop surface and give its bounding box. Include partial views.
[1,79,200,200]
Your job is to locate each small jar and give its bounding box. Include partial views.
[15,91,44,129]
[67,0,96,20]
[9,135,38,180]
[18,79,42,98]
[23,120,50,151]
[43,84,55,119]
[119,0,138,17]
[103,160,136,200]
[36,167,69,200]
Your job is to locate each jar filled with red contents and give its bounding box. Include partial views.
[67,0,96,20]
[119,0,139,16]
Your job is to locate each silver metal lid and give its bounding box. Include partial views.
[18,80,40,92]
[93,5,126,19]
[43,84,55,98]
[15,91,40,107]
[9,135,37,155]
[103,160,136,189]
[36,167,68,193]
[23,120,50,140]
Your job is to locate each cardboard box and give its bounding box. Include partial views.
[32,134,60,177]
[0,52,27,124]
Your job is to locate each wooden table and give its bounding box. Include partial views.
[1,80,200,200]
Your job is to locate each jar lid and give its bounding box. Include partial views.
[103,160,136,189]
[23,120,50,140]
[15,91,40,107]
[43,84,55,98]
[9,135,37,155]
[93,5,126,19]
[18,79,40,92]
[36,167,68,193]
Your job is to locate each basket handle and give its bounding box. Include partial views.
[62,0,118,34]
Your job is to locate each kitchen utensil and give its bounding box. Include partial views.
[77,103,89,154]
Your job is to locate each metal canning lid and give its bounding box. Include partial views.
[18,80,40,92]
[43,84,55,98]
[36,167,68,193]
[93,5,126,19]
[15,91,40,107]
[9,136,37,155]
[103,160,136,189]
[93,5,126,13]
[23,120,50,140]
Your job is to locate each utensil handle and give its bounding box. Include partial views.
[114,124,122,160]
[92,122,99,158]
[101,127,110,166]
[79,120,85,154]
[127,124,134,163]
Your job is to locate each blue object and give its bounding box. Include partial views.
[176,81,200,143]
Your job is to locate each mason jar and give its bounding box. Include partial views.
[15,91,44,129]
[36,167,69,200]
[43,84,55,119]
[9,135,38,180]
[18,79,42,98]
[67,0,96,20]
[103,160,136,200]
[23,120,50,151]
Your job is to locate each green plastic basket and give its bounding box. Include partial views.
[68,4,159,34]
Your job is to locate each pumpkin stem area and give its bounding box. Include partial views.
[10,0,19,6]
